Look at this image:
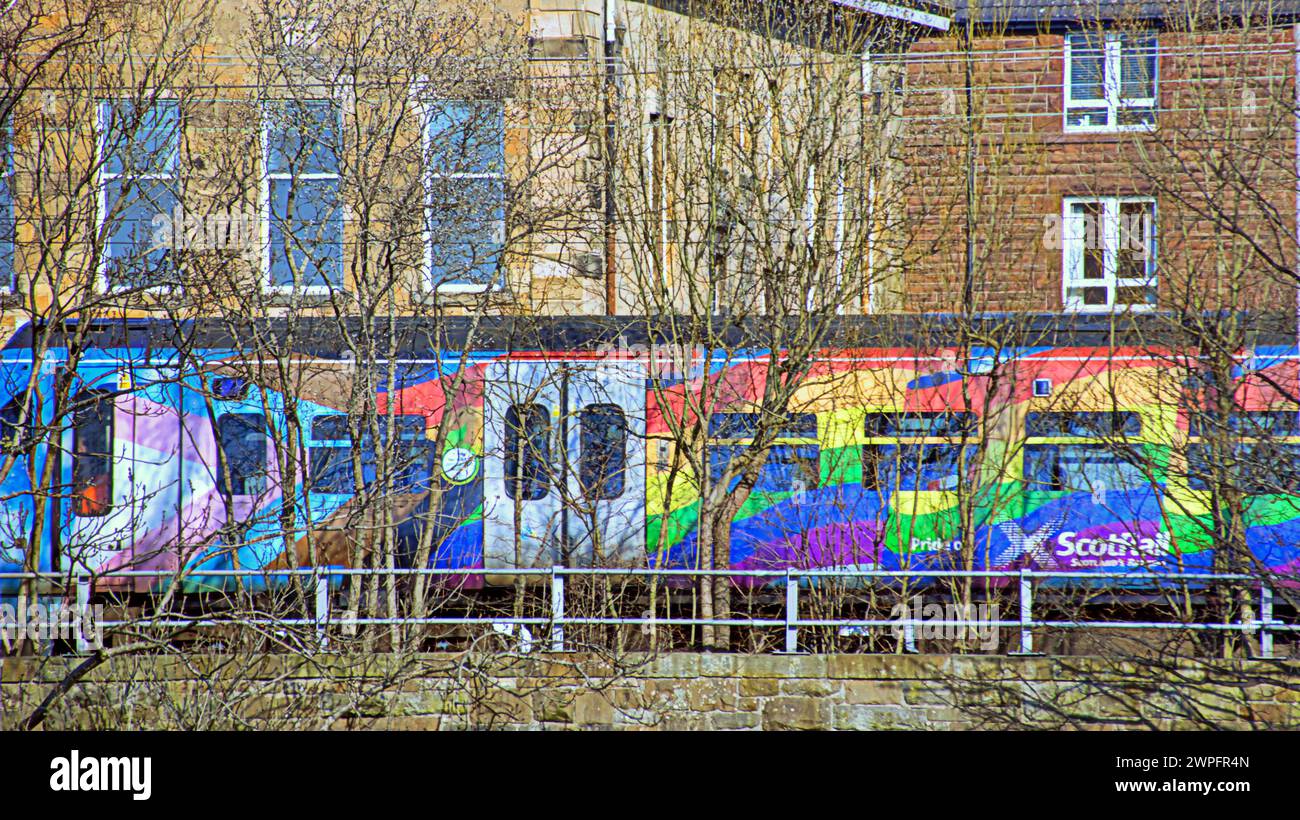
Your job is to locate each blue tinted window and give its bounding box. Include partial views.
[99,100,179,287]
[1187,442,1300,494]
[309,413,429,493]
[579,404,626,500]
[864,444,975,491]
[268,177,342,287]
[424,100,504,289]
[1026,411,1140,437]
[1023,443,1147,493]
[864,411,975,437]
[216,413,267,496]
[708,412,817,439]
[505,404,550,500]
[708,444,819,493]
[266,99,340,175]
[426,102,504,174]
[1189,410,1300,439]
[266,99,343,288]
[102,100,178,175]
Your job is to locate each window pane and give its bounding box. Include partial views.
[0,396,27,453]
[709,443,819,493]
[1068,33,1106,101]
[215,413,267,496]
[1120,33,1157,98]
[1027,411,1140,437]
[579,404,627,500]
[102,177,177,286]
[309,413,429,492]
[1024,443,1146,493]
[1066,107,1110,128]
[269,177,342,287]
[708,412,818,439]
[72,391,114,517]
[1068,201,1104,280]
[1187,442,1300,494]
[1117,200,1154,280]
[870,443,973,491]
[505,404,550,500]
[1117,105,1156,127]
[864,411,975,437]
[427,176,503,288]
[266,99,340,176]
[425,101,504,174]
[103,100,179,176]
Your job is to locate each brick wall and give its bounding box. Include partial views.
[896,23,1298,315]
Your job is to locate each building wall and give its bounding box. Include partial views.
[895,22,1298,314]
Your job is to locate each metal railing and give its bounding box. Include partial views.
[1,566,1296,657]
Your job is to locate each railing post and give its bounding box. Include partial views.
[1260,584,1274,660]
[784,570,799,653]
[1015,568,1034,655]
[551,566,566,652]
[314,569,329,650]
[75,569,91,653]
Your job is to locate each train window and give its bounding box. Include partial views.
[1023,443,1145,493]
[309,413,430,493]
[0,396,28,453]
[71,390,114,517]
[862,411,978,492]
[505,404,550,500]
[708,443,820,494]
[864,411,976,438]
[1186,441,1300,495]
[708,412,817,439]
[1026,411,1140,437]
[579,403,626,500]
[868,444,976,492]
[1188,410,1300,439]
[215,413,267,496]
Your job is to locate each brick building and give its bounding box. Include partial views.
[886,0,1300,316]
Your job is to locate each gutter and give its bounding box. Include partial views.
[832,0,953,32]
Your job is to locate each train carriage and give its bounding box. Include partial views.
[2,314,1299,600]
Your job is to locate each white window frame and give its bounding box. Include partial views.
[414,91,506,294]
[260,94,347,295]
[1064,31,1158,133]
[96,98,180,293]
[1061,195,1157,313]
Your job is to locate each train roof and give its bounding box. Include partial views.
[3,311,1294,358]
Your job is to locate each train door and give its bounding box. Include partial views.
[483,361,564,573]
[563,362,645,565]
[483,360,646,577]
[62,364,182,575]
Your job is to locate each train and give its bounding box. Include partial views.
[1,313,1299,598]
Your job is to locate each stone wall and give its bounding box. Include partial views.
[3,653,1298,730]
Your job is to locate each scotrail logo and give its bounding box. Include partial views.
[50,750,151,801]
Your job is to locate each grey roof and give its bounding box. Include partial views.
[951,0,1300,24]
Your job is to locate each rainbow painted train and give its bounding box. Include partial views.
[2,314,1299,596]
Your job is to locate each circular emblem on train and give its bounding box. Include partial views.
[440,447,478,484]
